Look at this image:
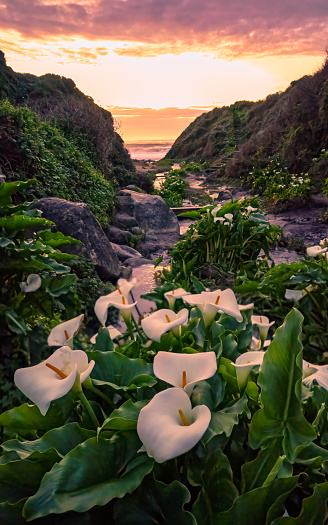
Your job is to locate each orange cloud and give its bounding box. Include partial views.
[0,1,327,59]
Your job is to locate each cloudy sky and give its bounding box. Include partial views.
[0,0,326,139]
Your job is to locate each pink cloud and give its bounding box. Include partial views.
[0,0,327,58]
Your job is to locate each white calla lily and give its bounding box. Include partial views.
[183,288,243,327]
[214,216,225,223]
[303,360,328,389]
[137,387,211,463]
[117,277,137,295]
[245,205,257,214]
[95,288,137,326]
[153,351,217,395]
[250,336,270,351]
[20,274,42,293]
[232,351,265,388]
[141,308,189,342]
[238,302,254,311]
[306,245,328,257]
[47,314,84,349]
[224,213,233,221]
[164,287,190,309]
[211,204,222,217]
[90,325,122,344]
[14,346,95,415]
[251,315,275,343]
[285,289,304,301]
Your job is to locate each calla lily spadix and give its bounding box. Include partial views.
[164,287,190,309]
[141,308,189,342]
[153,351,217,395]
[47,314,84,349]
[20,274,42,293]
[251,315,275,344]
[250,336,270,351]
[14,346,95,415]
[137,387,211,463]
[95,288,137,326]
[231,351,265,388]
[183,288,243,327]
[90,325,122,344]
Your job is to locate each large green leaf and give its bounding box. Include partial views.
[23,432,153,520]
[249,309,316,461]
[101,400,148,431]
[204,395,249,444]
[0,392,75,433]
[44,274,77,296]
[0,215,53,236]
[114,476,197,525]
[88,350,156,392]
[271,482,328,524]
[1,423,95,462]
[241,439,283,493]
[214,476,298,524]
[192,449,239,524]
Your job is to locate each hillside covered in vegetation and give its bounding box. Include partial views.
[166,56,328,190]
[0,51,136,226]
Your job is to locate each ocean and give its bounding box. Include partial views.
[124,139,174,161]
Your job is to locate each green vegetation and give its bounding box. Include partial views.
[168,198,280,285]
[157,168,188,206]
[248,158,312,211]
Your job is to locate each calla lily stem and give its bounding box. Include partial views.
[77,390,100,429]
[86,385,116,410]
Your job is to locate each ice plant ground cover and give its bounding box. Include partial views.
[2,287,328,523]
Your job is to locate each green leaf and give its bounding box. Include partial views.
[1,423,95,461]
[44,274,77,296]
[214,476,298,524]
[192,449,239,524]
[241,440,282,493]
[271,482,328,524]
[93,327,115,352]
[0,500,26,524]
[88,350,155,392]
[0,179,37,206]
[249,309,316,461]
[23,432,153,520]
[101,400,148,431]
[0,392,75,433]
[204,395,249,443]
[114,476,197,525]
[38,230,81,247]
[154,255,163,267]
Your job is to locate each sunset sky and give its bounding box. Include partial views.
[0,0,327,140]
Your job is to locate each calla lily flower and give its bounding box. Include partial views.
[251,315,275,344]
[20,274,42,293]
[238,302,254,311]
[232,351,265,388]
[141,308,189,342]
[211,204,222,217]
[95,288,137,326]
[90,325,122,344]
[164,287,190,309]
[214,216,225,223]
[14,346,95,415]
[183,289,243,327]
[224,213,233,221]
[137,387,211,463]
[302,360,328,389]
[250,336,270,351]
[285,289,304,301]
[153,351,217,395]
[245,205,257,214]
[117,277,137,295]
[47,314,84,349]
[306,245,328,257]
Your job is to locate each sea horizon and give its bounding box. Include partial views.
[124,139,175,161]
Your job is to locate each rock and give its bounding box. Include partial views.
[105,226,133,245]
[113,212,138,229]
[123,257,155,268]
[117,190,180,254]
[111,243,143,262]
[35,198,121,281]
[130,226,144,236]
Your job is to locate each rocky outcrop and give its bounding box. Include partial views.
[35,198,121,281]
[115,190,180,254]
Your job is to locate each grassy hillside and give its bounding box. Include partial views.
[0,51,136,225]
[166,56,328,191]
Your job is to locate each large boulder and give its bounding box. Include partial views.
[35,198,121,281]
[116,190,180,253]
